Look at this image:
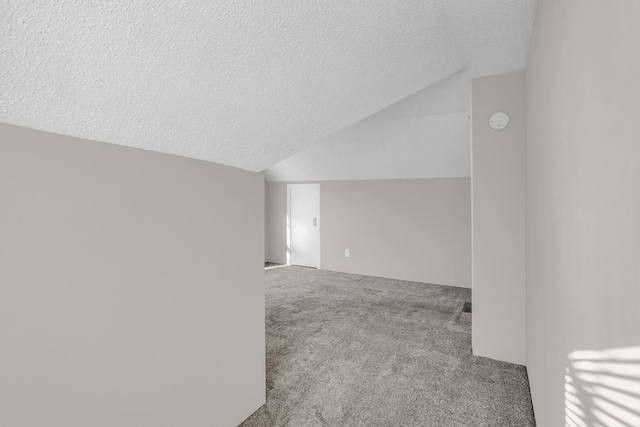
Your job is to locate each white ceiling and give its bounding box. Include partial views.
[1,1,536,173]
[265,112,471,182]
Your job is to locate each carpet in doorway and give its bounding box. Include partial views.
[240,266,535,427]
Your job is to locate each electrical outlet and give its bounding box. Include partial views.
[345,249,350,258]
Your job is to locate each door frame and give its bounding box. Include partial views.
[287,184,321,268]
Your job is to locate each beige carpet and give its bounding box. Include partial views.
[240,266,535,426]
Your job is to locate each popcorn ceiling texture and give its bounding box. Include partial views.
[1,1,536,172]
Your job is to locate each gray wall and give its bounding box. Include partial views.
[265,182,288,265]
[526,1,640,426]
[266,178,471,288]
[471,71,526,365]
[0,123,266,427]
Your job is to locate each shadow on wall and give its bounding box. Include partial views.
[565,346,640,427]
[286,213,291,265]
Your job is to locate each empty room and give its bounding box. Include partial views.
[2,1,639,427]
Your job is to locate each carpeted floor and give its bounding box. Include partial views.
[265,262,285,269]
[240,266,535,427]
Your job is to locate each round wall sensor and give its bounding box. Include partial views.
[489,112,510,130]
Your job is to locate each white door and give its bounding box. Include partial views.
[288,184,320,268]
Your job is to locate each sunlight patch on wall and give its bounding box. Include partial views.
[565,346,640,427]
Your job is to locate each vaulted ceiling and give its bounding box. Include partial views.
[1,1,536,172]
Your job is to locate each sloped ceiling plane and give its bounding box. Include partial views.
[1,1,536,172]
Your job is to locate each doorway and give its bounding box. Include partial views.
[287,184,320,268]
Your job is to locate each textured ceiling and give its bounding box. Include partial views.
[1,1,536,172]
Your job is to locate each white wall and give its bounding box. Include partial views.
[471,71,526,365]
[266,178,471,288]
[0,123,265,427]
[526,1,640,426]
